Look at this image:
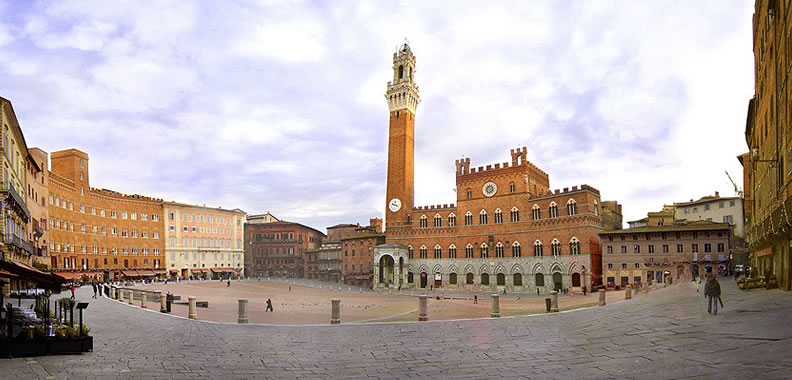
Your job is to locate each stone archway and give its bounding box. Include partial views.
[378,255,395,287]
[552,272,563,291]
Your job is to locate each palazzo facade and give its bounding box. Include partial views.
[373,45,617,293]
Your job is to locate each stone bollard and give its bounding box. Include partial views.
[598,289,606,306]
[550,291,559,312]
[188,297,197,320]
[490,294,500,318]
[418,295,428,321]
[111,287,116,299]
[128,290,135,305]
[625,286,632,300]
[159,292,167,313]
[238,299,248,324]
[140,292,147,308]
[331,299,341,325]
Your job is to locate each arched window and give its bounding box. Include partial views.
[407,246,414,259]
[513,273,523,286]
[466,272,474,284]
[449,273,457,284]
[481,273,490,285]
[465,212,473,225]
[398,65,404,79]
[479,209,488,225]
[534,240,543,256]
[535,273,545,287]
[532,204,541,220]
[512,241,522,257]
[419,245,428,259]
[496,273,506,286]
[433,245,442,259]
[433,214,442,227]
[495,242,504,258]
[551,239,561,256]
[480,243,489,258]
[567,199,577,216]
[510,207,520,222]
[570,237,580,255]
[466,189,472,199]
[549,202,559,218]
[509,182,516,193]
[448,244,457,258]
[419,215,428,228]
[448,213,456,227]
[494,209,503,224]
[465,244,474,258]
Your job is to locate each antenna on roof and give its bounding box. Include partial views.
[724,170,743,198]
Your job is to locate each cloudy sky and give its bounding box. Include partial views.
[0,1,754,232]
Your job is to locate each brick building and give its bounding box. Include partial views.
[373,45,617,293]
[245,221,324,278]
[163,202,246,280]
[739,0,792,291]
[304,241,342,282]
[340,220,384,287]
[46,149,166,281]
[600,210,732,288]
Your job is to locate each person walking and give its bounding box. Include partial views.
[704,274,721,315]
[70,285,76,299]
[91,282,97,299]
[473,294,478,304]
[265,298,274,312]
[227,280,231,287]
[695,275,701,292]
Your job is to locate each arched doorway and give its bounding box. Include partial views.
[552,272,562,291]
[466,272,474,284]
[481,273,490,285]
[535,273,545,287]
[449,273,457,285]
[513,273,523,286]
[378,255,395,287]
[571,273,581,287]
[496,273,506,286]
[420,272,428,288]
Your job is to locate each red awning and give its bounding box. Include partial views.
[169,269,179,273]
[53,271,82,280]
[210,268,237,273]
[121,270,140,277]
[0,270,21,279]
[0,260,64,290]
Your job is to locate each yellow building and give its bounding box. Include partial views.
[163,202,246,279]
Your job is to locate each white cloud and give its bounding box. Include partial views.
[231,20,327,63]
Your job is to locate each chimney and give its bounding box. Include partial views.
[715,191,719,197]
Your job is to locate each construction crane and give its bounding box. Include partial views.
[725,170,744,198]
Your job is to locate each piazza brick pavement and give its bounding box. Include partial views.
[3,278,792,379]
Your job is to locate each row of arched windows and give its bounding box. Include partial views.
[418,199,582,228]
[407,238,581,259]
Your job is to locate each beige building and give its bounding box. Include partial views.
[674,192,745,238]
[163,202,246,279]
[247,212,279,224]
[27,148,48,267]
[601,216,732,288]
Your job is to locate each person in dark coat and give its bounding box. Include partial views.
[91,282,97,298]
[704,274,721,315]
[265,298,274,312]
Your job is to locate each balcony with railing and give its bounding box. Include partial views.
[5,233,32,255]
[32,218,44,237]
[0,184,30,222]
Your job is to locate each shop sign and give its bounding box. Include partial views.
[434,273,441,281]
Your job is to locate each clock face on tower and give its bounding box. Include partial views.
[389,198,402,212]
[482,181,498,197]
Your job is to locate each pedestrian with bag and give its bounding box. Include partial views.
[704,274,721,315]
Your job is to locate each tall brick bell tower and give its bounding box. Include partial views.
[384,44,419,230]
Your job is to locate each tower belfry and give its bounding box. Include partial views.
[384,44,419,229]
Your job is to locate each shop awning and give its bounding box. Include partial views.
[169,269,179,273]
[53,271,82,280]
[210,268,237,273]
[0,270,21,279]
[121,270,140,277]
[0,260,64,291]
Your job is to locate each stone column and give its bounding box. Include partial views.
[111,287,116,299]
[598,289,606,306]
[418,295,428,321]
[550,290,559,312]
[625,286,632,300]
[140,292,147,308]
[188,296,197,320]
[490,294,500,318]
[331,299,340,325]
[159,292,167,313]
[128,290,135,305]
[238,299,248,324]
